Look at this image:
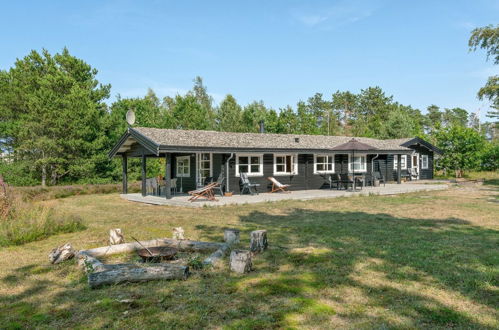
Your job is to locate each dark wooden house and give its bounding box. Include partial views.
[109,127,441,198]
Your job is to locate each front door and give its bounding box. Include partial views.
[412,153,419,180]
[196,153,212,187]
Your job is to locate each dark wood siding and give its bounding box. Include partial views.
[170,149,435,194]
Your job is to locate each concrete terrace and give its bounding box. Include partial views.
[120,182,449,208]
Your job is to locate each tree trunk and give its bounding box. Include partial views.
[109,228,124,245]
[230,250,252,273]
[41,164,47,187]
[87,263,189,289]
[250,230,268,253]
[50,165,57,186]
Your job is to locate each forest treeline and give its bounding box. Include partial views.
[1,25,498,185]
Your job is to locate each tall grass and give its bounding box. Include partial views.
[15,182,140,202]
[0,182,85,247]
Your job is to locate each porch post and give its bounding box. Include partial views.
[122,154,128,194]
[165,153,172,199]
[397,154,401,184]
[141,154,147,196]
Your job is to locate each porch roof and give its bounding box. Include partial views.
[109,127,427,158]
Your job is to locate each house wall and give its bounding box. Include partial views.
[167,148,434,194]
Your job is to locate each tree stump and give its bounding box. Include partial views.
[230,250,252,273]
[250,230,268,253]
[224,228,240,245]
[109,228,124,245]
[49,243,75,264]
[173,227,185,240]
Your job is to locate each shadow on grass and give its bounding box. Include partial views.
[1,209,498,329]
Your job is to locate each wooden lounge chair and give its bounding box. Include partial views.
[267,176,291,193]
[188,182,219,202]
[240,172,259,195]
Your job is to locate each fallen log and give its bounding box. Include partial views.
[203,243,230,267]
[77,251,108,273]
[82,238,224,258]
[87,263,189,289]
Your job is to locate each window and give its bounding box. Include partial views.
[197,153,212,185]
[393,155,407,170]
[348,154,367,172]
[176,156,190,177]
[314,154,335,174]
[236,154,263,176]
[274,154,298,175]
[421,155,429,169]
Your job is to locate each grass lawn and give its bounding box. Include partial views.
[0,181,498,329]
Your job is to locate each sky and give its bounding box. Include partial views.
[1,0,498,121]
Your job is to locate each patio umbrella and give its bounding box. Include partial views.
[331,138,378,190]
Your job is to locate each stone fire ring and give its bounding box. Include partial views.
[76,238,230,289]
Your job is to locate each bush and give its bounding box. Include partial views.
[0,184,86,247]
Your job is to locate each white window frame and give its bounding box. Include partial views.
[176,155,190,178]
[273,153,298,176]
[393,155,407,170]
[314,154,335,174]
[421,154,429,169]
[235,153,263,177]
[348,154,367,173]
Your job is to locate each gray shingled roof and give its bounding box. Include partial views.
[132,127,413,152]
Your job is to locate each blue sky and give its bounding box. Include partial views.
[1,0,498,121]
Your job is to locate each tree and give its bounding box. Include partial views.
[241,101,268,132]
[469,25,499,119]
[436,126,486,177]
[331,91,358,135]
[442,107,469,128]
[188,76,216,129]
[0,48,111,186]
[216,94,243,132]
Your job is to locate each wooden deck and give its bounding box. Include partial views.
[120,183,449,208]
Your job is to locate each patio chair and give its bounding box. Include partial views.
[188,182,218,202]
[373,171,386,187]
[240,172,260,195]
[339,173,353,190]
[400,170,411,181]
[328,173,341,190]
[146,178,159,195]
[170,178,177,196]
[267,176,291,193]
[214,174,226,196]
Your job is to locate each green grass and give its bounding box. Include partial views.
[0,181,497,329]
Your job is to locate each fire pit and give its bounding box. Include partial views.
[137,246,178,262]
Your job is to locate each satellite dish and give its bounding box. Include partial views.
[126,109,136,126]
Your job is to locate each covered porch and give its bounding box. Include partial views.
[120,182,448,208]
